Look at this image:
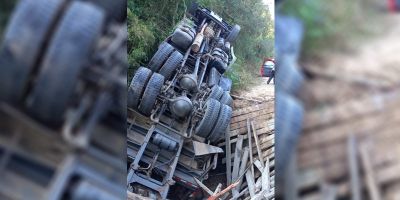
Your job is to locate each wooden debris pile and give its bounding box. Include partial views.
[297,69,400,200]
[218,100,275,199]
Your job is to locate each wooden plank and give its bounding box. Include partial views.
[348,135,361,200]
[226,126,232,185]
[232,103,271,117]
[219,128,273,147]
[231,108,273,124]
[251,120,265,167]
[230,113,274,131]
[247,119,254,178]
[320,183,337,200]
[299,107,400,152]
[234,147,249,195]
[303,91,400,131]
[213,183,222,195]
[194,177,213,196]
[245,170,256,197]
[254,160,264,173]
[232,135,244,183]
[262,158,270,193]
[359,143,382,200]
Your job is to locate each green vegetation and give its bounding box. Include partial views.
[128,0,274,90]
[0,1,16,39]
[280,0,380,58]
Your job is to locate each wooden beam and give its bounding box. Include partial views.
[359,143,382,200]
[226,126,232,185]
[232,135,244,183]
[347,135,361,200]
[245,170,256,197]
[251,120,265,166]
[247,119,254,178]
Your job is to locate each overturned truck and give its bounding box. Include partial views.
[128,3,240,199]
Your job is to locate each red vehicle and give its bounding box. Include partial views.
[388,0,400,12]
[260,58,275,77]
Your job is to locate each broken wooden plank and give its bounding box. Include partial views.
[254,160,264,173]
[235,147,249,194]
[348,135,361,200]
[226,126,232,185]
[245,170,256,197]
[251,120,265,167]
[360,142,382,200]
[247,119,254,178]
[194,177,213,196]
[213,183,222,195]
[232,135,244,183]
[262,157,270,194]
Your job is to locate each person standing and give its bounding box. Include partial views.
[267,61,275,84]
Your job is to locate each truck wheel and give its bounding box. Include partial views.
[159,51,183,80]
[207,67,221,87]
[148,42,174,72]
[128,67,152,109]
[27,2,105,124]
[84,0,126,22]
[226,24,241,43]
[275,58,304,96]
[219,77,232,92]
[220,91,233,106]
[195,99,221,138]
[209,85,224,100]
[208,104,232,143]
[275,92,304,178]
[210,59,228,74]
[0,0,65,103]
[138,73,164,116]
[171,27,194,50]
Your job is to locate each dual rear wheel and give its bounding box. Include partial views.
[0,0,107,125]
[195,98,232,143]
[128,67,164,117]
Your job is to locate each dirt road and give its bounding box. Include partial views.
[233,77,275,101]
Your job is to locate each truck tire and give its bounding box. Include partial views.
[148,42,174,72]
[226,24,240,43]
[220,91,233,106]
[208,85,224,100]
[159,51,183,80]
[0,0,65,103]
[219,77,232,92]
[210,58,228,74]
[84,0,126,22]
[207,67,221,87]
[195,98,221,138]
[275,57,304,96]
[208,104,232,143]
[128,67,152,109]
[138,73,164,116]
[27,2,105,124]
[171,27,194,50]
[275,92,304,181]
